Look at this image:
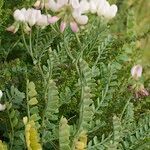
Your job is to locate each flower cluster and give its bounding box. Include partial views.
[7,8,49,33]
[37,0,118,32]
[48,0,90,32]
[7,0,118,33]
[89,0,118,19]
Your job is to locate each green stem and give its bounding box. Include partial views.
[41,54,53,145]
[22,29,30,53]
[120,97,132,121]
[35,27,40,55]
[95,71,112,112]
[94,46,103,67]
[75,33,81,48]
[63,37,75,61]
[29,30,35,63]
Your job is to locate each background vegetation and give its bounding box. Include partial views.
[0,0,149,149]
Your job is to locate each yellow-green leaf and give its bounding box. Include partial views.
[28,98,38,105]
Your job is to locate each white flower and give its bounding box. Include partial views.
[26,9,41,26]
[79,0,90,13]
[89,0,101,14]
[97,1,118,19]
[13,8,27,22]
[0,90,3,99]
[131,65,143,80]
[48,0,89,32]
[89,0,118,19]
[0,104,6,111]
[36,15,49,27]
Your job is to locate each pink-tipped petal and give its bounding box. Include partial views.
[60,21,67,33]
[48,16,59,24]
[70,22,79,32]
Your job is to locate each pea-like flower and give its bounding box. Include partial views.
[13,8,27,22]
[25,8,41,27]
[48,0,89,32]
[129,65,149,99]
[89,0,118,19]
[7,8,49,33]
[36,14,49,27]
[131,65,142,80]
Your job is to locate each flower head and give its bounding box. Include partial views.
[48,0,89,32]
[13,8,27,22]
[89,0,118,19]
[25,8,41,26]
[7,8,49,33]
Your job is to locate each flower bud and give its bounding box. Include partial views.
[60,21,67,33]
[70,22,79,32]
[48,16,60,24]
[7,22,19,33]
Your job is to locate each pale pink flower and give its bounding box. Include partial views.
[36,15,49,27]
[131,65,143,80]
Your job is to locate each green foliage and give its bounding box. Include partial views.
[41,79,60,147]
[59,117,71,150]
[0,0,149,150]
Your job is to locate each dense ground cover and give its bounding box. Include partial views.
[0,0,149,150]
